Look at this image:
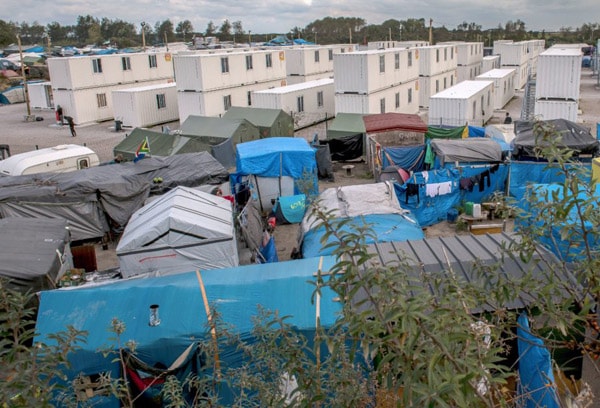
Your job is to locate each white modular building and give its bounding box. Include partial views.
[335,80,419,115]
[48,52,174,91]
[475,68,516,110]
[333,48,419,94]
[52,79,171,125]
[417,44,458,108]
[176,79,283,121]
[418,70,456,108]
[418,44,458,77]
[112,83,179,128]
[285,44,356,85]
[534,99,578,122]
[496,41,531,66]
[456,64,483,83]
[428,80,494,127]
[173,49,287,92]
[47,52,175,124]
[448,41,484,83]
[367,40,429,50]
[493,40,513,56]
[28,81,53,110]
[536,47,582,100]
[252,78,335,129]
[174,49,288,120]
[482,55,501,74]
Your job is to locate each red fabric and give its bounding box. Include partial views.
[363,113,428,133]
[126,366,165,390]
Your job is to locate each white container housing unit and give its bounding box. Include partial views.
[334,48,420,114]
[456,64,483,83]
[475,68,516,110]
[493,40,513,56]
[367,40,429,50]
[481,55,501,74]
[335,81,418,115]
[534,99,578,122]
[334,48,419,94]
[48,52,175,124]
[28,81,53,110]
[441,41,483,66]
[419,70,456,108]
[285,44,356,85]
[417,44,458,108]
[428,80,494,127]
[497,41,530,66]
[536,47,582,100]
[174,49,287,120]
[112,83,179,128]
[252,78,335,129]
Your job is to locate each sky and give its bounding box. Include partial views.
[1,0,597,35]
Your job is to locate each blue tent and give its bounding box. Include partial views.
[35,256,339,406]
[234,138,318,212]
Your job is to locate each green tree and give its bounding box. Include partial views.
[176,20,194,42]
[154,19,175,44]
[219,19,232,41]
[74,15,99,45]
[205,20,216,36]
[46,22,69,44]
[0,19,18,47]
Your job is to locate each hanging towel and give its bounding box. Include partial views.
[425,181,452,197]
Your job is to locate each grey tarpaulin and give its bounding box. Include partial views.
[0,217,73,293]
[430,138,503,166]
[0,153,229,241]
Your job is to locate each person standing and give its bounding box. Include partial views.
[65,116,76,137]
[504,112,512,124]
[56,105,64,125]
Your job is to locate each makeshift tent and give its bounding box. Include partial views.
[35,257,340,407]
[426,126,465,139]
[325,113,366,160]
[300,182,424,258]
[364,113,429,134]
[117,186,239,278]
[508,161,589,201]
[235,137,318,213]
[0,153,229,241]
[512,119,600,160]
[179,116,261,168]
[273,194,306,224]
[0,217,73,294]
[222,106,294,138]
[113,128,212,162]
[429,138,503,167]
[312,143,335,180]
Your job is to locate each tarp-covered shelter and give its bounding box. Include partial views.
[35,256,340,407]
[117,186,238,278]
[430,138,503,167]
[235,137,318,213]
[113,128,213,162]
[0,217,73,294]
[179,115,261,168]
[300,182,424,258]
[0,153,229,241]
[222,106,294,138]
[325,113,366,160]
[512,119,600,160]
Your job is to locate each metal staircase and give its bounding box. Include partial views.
[520,75,536,121]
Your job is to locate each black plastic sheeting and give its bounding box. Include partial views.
[513,119,600,159]
[313,144,335,181]
[320,134,363,161]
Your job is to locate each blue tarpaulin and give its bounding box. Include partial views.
[381,145,426,172]
[35,257,340,406]
[517,313,559,408]
[508,162,589,201]
[301,213,424,258]
[274,194,306,224]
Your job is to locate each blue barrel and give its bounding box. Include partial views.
[447,208,459,223]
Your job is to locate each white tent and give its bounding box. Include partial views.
[117,186,238,278]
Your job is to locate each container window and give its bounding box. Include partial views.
[314,50,320,63]
[247,91,252,106]
[156,93,166,109]
[148,54,157,68]
[380,98,385,114]
[223,95,232,111]
[121,56,131,71]
[408,88,412,104]
[266,53,273,68]
[246,55,253,70]
[92,58,102,73]
[328,49,333,61]
[221,57,229,73]
[379,55,385,73]
[408,51,412,67]
[436,49,439,62]
[395,53,400,69]
[395,92,400,108]
[317,91,324,108]
[297,95,304,112]
[96,93,107,108]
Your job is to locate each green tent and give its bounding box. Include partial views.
[222,106,294,138]
[326,113,366,140]
[113,128,181,161]
[179,116,261,168]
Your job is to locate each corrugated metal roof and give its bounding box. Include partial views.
[363,113,428,134]
[351,233,578,314]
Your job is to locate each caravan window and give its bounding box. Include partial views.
[78,158,90,170]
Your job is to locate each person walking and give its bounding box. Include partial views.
[65,116,76,137]
[504,112,512,124]
[56,105,64,125]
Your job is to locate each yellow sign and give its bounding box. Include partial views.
[165,53,172,62]
[279,51,285,61]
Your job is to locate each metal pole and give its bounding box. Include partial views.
[141,22,146,51]
[16,35,31,118]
